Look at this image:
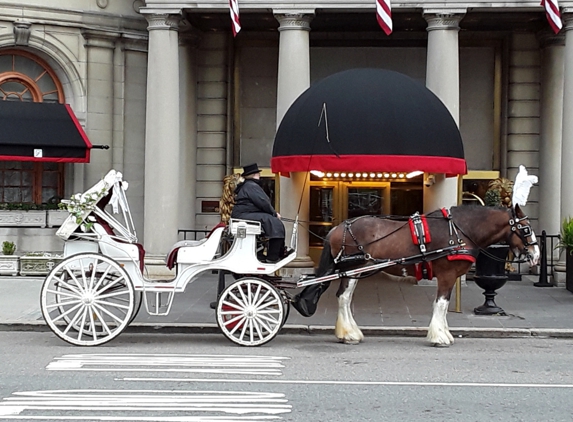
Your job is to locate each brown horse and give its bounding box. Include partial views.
[292,204,540,346]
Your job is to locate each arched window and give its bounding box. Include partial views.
[0,49,65,205]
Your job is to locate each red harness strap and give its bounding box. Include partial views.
[409,212,433,280]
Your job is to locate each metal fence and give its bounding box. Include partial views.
[177,229,211,241]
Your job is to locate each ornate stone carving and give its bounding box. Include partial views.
[133,0,144,13]
[82,30,120,49]
[275,14,313,32]
[96,0,109,9]
[13,20,31,46]
[537,29,565,47]
[562,13,573,32]
[424,14,464,31]
[146,14,181,31]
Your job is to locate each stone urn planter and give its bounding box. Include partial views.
[0,210,46,227]
[0,255,19,276]
[47,210,69,228]
[19,254,63,276]
[473,244,509,316]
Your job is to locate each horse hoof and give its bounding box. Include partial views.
[431,342,451,348]
[342,339,360,345]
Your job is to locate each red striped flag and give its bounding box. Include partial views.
[229,0,241,37]
[541,0,562,34]
[376,0,392,35]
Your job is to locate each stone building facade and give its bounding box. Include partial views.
[0,0,569,268]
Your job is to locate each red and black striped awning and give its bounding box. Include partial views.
[0,101,92,163]
[271,69,466,177]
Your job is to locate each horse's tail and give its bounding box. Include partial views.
[291,236,334,318]
[315,237,335,277]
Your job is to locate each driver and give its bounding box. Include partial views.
[231,163,286,263]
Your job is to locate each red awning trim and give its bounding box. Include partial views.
[271,154,467,177]
[65,103,92,163]
[0,154,91,163]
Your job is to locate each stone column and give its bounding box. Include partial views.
[538,32,564,236]
[179,31,199,233]
[557,14,573,283]
[275,13,314,272]
[82,30,118,187]
[143,14,181,259]
[423,12,464,212]
[561,15,573,224]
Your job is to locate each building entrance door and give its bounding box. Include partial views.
[308,181,390,263]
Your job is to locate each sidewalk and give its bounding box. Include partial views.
[2,272,573,338]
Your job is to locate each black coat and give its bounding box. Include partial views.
[231,179,285,239]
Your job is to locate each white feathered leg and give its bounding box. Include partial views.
[334,278,364,344]
[426,297,454,347]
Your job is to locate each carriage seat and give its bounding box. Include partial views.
[92,220,145,271]
[166,223,226,269]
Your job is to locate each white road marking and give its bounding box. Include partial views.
[0,390,291,418]
[119,377,573,389]
[47,354,288,376]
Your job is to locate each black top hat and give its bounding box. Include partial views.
[242,163,261,177]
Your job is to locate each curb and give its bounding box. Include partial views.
[1,321,573,339]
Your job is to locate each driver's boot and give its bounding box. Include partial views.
[291,282,331,317]
[265,238,285,263]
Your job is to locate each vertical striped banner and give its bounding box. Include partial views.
[229,0,241,37]
[376,0,392,35]
[541,0,562,34]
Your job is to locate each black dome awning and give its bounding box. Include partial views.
[0,101,92,163]
[271,68,466,177]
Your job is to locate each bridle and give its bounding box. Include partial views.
[508,208,538,259]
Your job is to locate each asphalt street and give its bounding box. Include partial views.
[1,331,573,421]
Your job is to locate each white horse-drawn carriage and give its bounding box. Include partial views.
[40,170,300,347]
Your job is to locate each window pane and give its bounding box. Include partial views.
[309,187,333,222]
[42,172,57,186]
[5,172,21,186]
[347,188,383,219]
[1,80,26,93]
[42,188,58,203]
[0,55,12,73]
[14,55,44,80]
[36,72,57,93]
[21,171,32,185]
[5,188,21,202]
[20,188,32,203]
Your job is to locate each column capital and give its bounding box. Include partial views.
[537,29,565,47]
[82,29,120,48]
[424,12,464,31]
[274,13,314,32]
[13,19,31,46]
[562,13,573,31]
[145,13,181,31]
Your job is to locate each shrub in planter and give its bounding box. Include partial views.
[557,217,573,293]
[2,241,16,255]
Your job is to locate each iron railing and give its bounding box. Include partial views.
[177,229,211,241]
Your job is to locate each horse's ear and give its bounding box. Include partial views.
[514,203,524,217]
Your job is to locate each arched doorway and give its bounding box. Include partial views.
[0,49,66,205]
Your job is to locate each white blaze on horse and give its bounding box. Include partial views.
[292,166,540,347]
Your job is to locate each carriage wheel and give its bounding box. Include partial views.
[41,253,134,346]
[216,277,284,346]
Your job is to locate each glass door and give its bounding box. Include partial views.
[308,183,340,263]
[342,182,390,220]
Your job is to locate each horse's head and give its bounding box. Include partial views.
[506,204,540,266]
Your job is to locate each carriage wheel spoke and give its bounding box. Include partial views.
[96,290,131,301]
[94,275,126,297]
[221,299,243,312]
[257,313,281,325]
[252,318,264,339]
[92,302,125,325]
[238,284,250,306]
[249,319,255,343]
[92,262,113,292]
[88,307,98,341]
[51,302,83,323]
[77,307,89,341]
[256,317,273,333]
[46,288,80,300]
[228,291,246,309]
[94,299,130,311]
[238,316,249,341]
[54,275,83,297]
[45,299,81,310]
[62,304,85,336]
[91,305,112,336]
[228,317,247,336]
[255,298,279,311]
[253,289,272,309]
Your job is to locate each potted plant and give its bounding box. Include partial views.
[556,217,573,293]
[0,241,19,276]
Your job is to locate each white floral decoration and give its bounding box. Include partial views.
[59,188,105,232]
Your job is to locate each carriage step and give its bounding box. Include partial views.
[143,290,175,316]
